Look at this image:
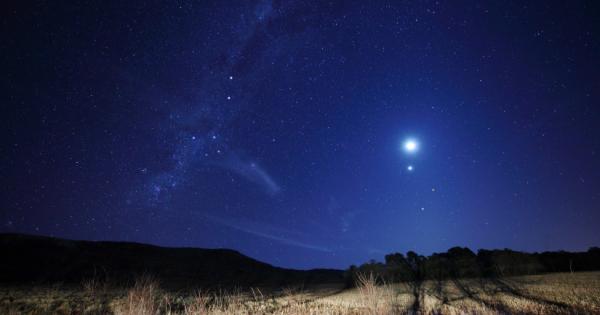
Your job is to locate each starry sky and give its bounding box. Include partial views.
[2,1,600,269]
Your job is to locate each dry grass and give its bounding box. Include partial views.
[113,276,162,315]
[2,272,600,314]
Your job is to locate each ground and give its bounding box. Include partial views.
[2,272,600,314]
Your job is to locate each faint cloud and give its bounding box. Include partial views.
[341,209,361,233]
[204,214,330,253]
[218,153,281,196]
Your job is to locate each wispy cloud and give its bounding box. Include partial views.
[204,214,330,253]
[218,153,281,196]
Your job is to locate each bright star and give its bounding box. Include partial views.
[407,165,414,171]
[403,139,419,153]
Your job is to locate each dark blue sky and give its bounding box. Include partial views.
[2,1,600,269]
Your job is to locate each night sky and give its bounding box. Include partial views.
[2,1,600,269]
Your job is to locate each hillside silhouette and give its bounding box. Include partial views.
[0,233,343,289]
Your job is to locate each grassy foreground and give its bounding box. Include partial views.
[2,272,600,314]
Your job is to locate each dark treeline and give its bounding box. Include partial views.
[347,247,600,285]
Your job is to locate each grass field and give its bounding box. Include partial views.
[2,272,600,314]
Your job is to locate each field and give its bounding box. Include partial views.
[2,272,600,314]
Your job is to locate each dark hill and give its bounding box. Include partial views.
[0,233,344,289]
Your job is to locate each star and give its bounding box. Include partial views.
[403,138,419,153]
[407,165,414,171]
